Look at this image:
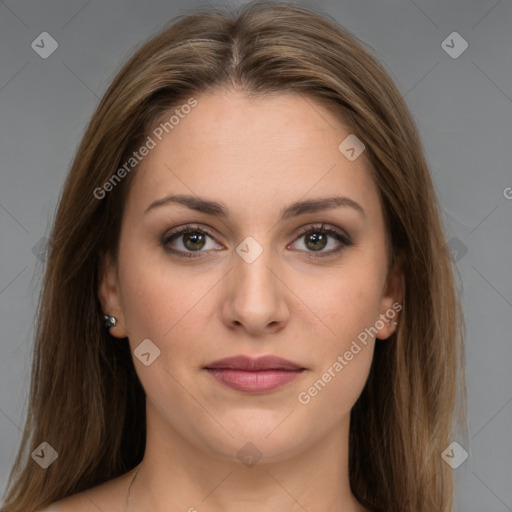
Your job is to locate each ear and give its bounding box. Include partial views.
[97,251,128,338]
[375,251,404,340]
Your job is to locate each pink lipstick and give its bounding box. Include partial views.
[204,355,305,393]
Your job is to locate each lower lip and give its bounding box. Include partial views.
[205,368,304,393]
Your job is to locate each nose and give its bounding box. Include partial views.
[221,243,290,336]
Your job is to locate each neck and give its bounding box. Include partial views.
[125,408,367,512]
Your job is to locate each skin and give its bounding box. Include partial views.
[46,89,402,512]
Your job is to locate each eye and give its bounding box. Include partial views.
[161,223,353,259]
[161,224,222,258]
[290,223,353,258]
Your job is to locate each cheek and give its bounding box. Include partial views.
[295,253,385,405]
[304,260,385,343]
[116,249,213,410]
[295,273,380,415]
[296,348,373,425]
[115,237,199,352]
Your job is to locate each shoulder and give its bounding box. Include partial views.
[36,492,90,512]
[36,488,112,512]
[36,468,136,512]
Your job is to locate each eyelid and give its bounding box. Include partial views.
[161,222,353,258]
[161,224,221,257]
[289,223,353,258]
[293,223,350,242]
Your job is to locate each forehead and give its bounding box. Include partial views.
[125,89,381,222]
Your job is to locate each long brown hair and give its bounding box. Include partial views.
[2,1,467,510]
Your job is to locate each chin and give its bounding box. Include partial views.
[198,418,310,464]
[205,435,306,466]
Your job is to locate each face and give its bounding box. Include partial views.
[99,89,402,464]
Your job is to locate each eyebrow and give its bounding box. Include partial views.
[144,194,365,220]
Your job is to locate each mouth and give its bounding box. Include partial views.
[203,355,306,394]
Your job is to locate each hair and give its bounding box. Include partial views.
[2,1,467,511]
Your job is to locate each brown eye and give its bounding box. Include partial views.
[291,224,354,258]
[182,231,207,251]
[162,225,221,258]
[304,231,328,251]
[162,223,353,260]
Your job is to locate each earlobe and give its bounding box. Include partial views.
[97,251,128,338]
[376,251,404,341]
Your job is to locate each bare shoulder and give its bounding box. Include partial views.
[36,491,92,512]
[36,468,137,512]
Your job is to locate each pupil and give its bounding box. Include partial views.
[184,232,205,250]
[307,232,326,251]
[181,231,328,252]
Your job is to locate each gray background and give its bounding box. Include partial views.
[0,0,511,510]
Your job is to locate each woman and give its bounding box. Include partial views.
[2,1,467,511]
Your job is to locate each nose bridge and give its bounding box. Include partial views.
[223,234,288,331]
[233,235,278,300]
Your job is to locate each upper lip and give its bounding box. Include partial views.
[204,355,305,371]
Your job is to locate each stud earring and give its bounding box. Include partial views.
[104,315,117,329]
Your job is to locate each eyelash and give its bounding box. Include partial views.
[161,223,353,260]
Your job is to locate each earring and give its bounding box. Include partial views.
[385,318,399,327]
[104,314,117,329]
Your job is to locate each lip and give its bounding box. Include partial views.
[204,355,306,393]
